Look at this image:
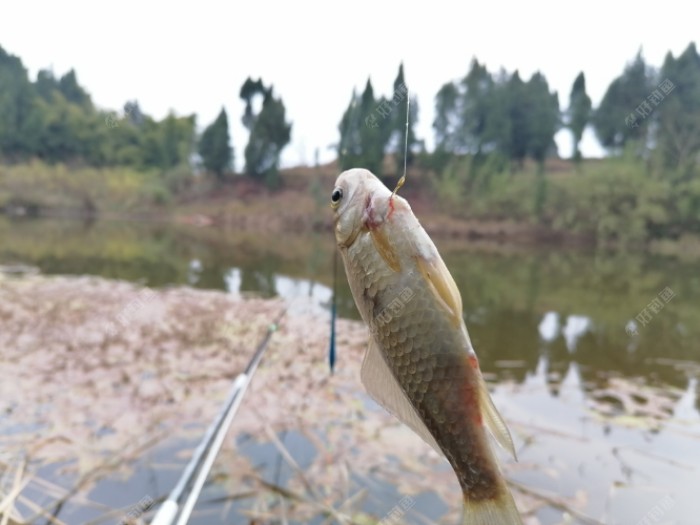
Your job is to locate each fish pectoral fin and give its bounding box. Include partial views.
[476,371,518,461]
[370,227,401,272]
[415,255,463,328]
[361,338,443,456]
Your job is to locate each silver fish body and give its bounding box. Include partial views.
[332,169,522,524]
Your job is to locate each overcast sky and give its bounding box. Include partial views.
[1,1,696,169]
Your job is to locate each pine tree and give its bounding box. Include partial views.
[338,89,363,170]
[505,71,529,167]
[338,79,392,176]
[359,79,391,176]
[390,63,418,174]
[656,43,700,176]
[58,69,91,107]
[433,82,459,153]
[568,72,592,163]
[526,72,560,170]
[593,51,654,153]
[0,45,40,158]
[243,85,292,187]
[459,59,494,155]
[198,108,232,180]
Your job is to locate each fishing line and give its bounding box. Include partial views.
[328,246,337,374]
[392,89,410,198]
[330,85,411,373]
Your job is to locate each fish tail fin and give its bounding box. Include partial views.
[461,488,523,525]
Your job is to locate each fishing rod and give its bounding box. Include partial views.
[151,311,285,525]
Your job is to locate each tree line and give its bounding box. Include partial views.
[1,42,699,187]
[339,43,699,182]
[0,45,292,185]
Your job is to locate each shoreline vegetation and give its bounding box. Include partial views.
[1,41,699,257]
[2,157,700,258]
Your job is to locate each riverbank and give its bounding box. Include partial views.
[2,273,698,524]
[3,159,700,256]
[0,274,508,523]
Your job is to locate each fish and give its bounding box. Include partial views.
[331,168,522,525]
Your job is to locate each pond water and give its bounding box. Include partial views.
[1,216,699,524]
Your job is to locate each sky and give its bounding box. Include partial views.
[1,1,697,170]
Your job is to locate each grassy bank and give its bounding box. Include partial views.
[0,160,180,216]
[426,153,700,249]
[2,157,700,252]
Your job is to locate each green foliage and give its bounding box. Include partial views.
[0,160,169,214]
[524,72,560,168]
[546,156,671,245]
[0,45,39,159]
[338,79,392,176]
[0,44,195,178]
[198,108,232,180]
[239,78,292,187]
[430,148,700,246]
[568,72,592,163]
[430,156,467,207]
[57,69,91,106]
[432,60,559,169]
[433,81,459,153]
[592,51,653,152]
[656,43,700,176]
[389,63,419,174]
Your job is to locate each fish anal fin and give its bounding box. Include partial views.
[415,256,463,328]
[361,339,442,456]
[475,368,517,461]
[370,227,401,272]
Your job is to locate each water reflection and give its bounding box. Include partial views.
[1,216,698,399]
[2,216,700,523]
[494,354,700,524]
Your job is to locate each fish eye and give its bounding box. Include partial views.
[331,187,343,207]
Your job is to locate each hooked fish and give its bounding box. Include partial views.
[331,169,522,525]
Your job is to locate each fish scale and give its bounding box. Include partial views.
[344,215,501,500]
[333,168,523,524]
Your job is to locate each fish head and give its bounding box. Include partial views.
[331,168,392,248]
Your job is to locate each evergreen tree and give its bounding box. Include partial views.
[35,69,60,101]
[389,63,418,174]
[459,59,494,155]
[239,77,265,131]
[568,72,592,163]
[0,45,40,158]
[431,62,559,170]
[593,51,654,153]
[58,69,91,107]
[338,79,392,176]
[359,79,391,175]
[243,86,292,186]
[656,43,700,176]
[505,71,529,166]
[481,69,511,158]
[338,89,363,170]
[123,100,144,126]
[144,112,196,170]
[526,72,560,170]
[433,81,459,153]
[199,108,232,180]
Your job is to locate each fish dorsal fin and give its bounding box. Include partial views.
[475,367,517,461]
[361,338,443,456]
[415,255,463,328]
